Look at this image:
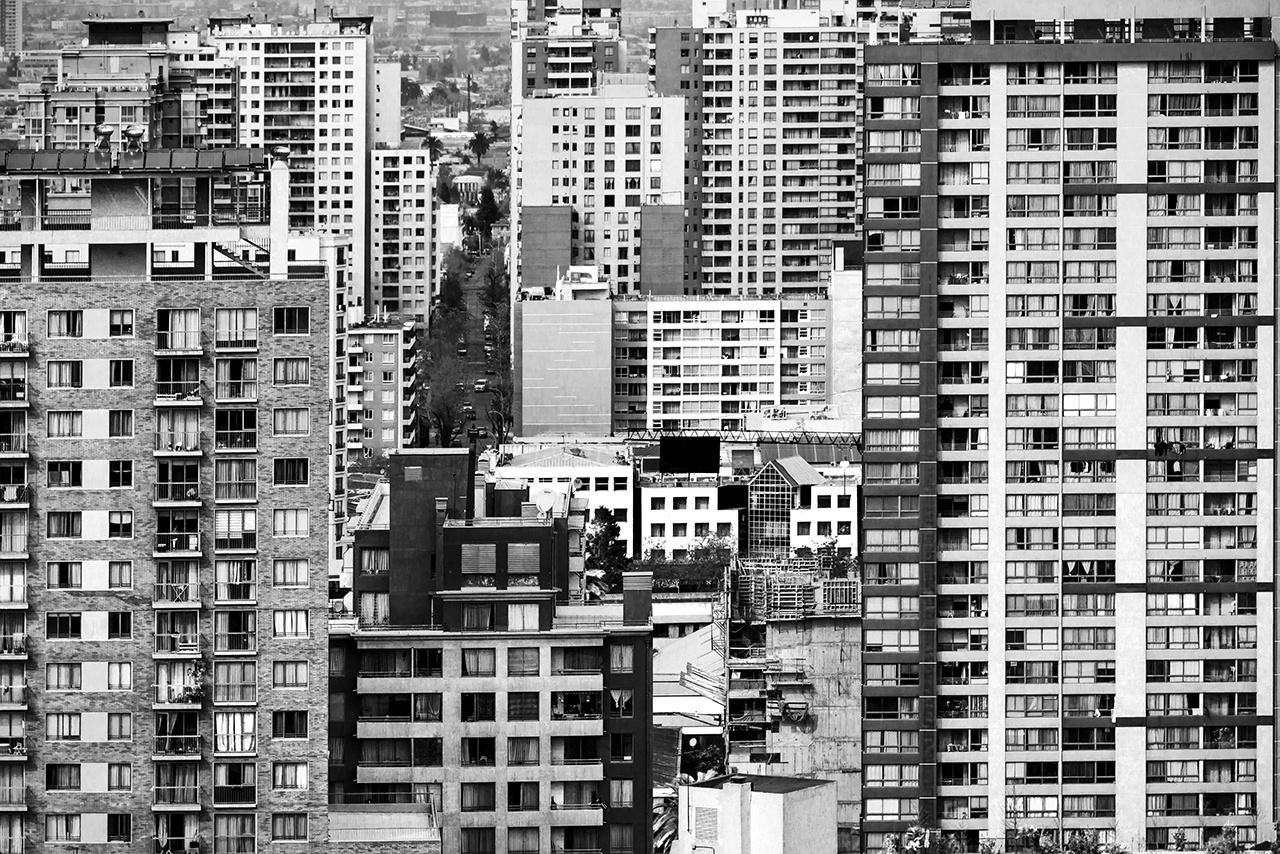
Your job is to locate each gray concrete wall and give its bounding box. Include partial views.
[517,299,612,436]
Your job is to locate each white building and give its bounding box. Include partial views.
[370,147,435,325]
[492,445,637,555]
[208,14,379,301]
[639,480,740,558]
[676,774,838,854]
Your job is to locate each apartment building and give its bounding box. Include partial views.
[509,0,626,292]
[0,146,333,851]
[747,456,858,558]
[20,17,233,153]
[859,4,1276,848]
[638,478,741,557]
[0,0,21,54]
[518,81,686,296]
[345,317,422,457]
[330,450,654,854]
[370,146,435,325]
[207,14,378,300]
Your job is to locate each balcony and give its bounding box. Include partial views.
[215,330,258,351]
[215,381,258,402]
[214,431,257,452]
[215,581,256,603]
[0,380,24,405]
[154,632,201,656]
[153,786,200,808]
[155,533,202,556]
[0,635,24,659]
[215,631,257,654]
[153,483,203,505]
[0,684,24,707]
[154,684,205,706]
[153,734,202,758]
[213,784,257,806]
[0,337,27,358]
[155,382,203,406]
[154,432,203,455]
[153,582,200,607]
[0,486,28,507]
[0,434,25,456]
[155,331,203,354]
[214,532,256,552]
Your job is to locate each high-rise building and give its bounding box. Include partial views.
[648,1,970,295]
[207,14,379,303]
[1,0,21,55]
[518,81,687,296]
[344,316,422,457]
[370,146,435,324]
[0,144,334,851]
[858,4,1277,849]
[329,449,655,854]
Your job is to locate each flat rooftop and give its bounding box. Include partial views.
[0,148,268,176]
[693,774,832,794]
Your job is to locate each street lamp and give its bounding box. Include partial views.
[838,458,850,497]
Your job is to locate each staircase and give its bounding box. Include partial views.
[213,240,269,278]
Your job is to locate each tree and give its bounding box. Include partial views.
[435,165,455,205]
[437,271,466,316]
[1206,829,1243,854]
[476,187,502,241]
[485,166,510,194]
[401,78,423,103]
[422,355,468,447]
[584,508,628,599]
[633,534,733,592]
[486,368,515,446]
[424,134,444,162]
[468,131,492,165]
[480,264,510,317]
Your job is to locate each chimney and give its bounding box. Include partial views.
[269,146,291,278]
[621,571,651,626]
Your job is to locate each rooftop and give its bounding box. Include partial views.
[0,148,268,176]
[504,446,627,469]
[768,456,827,488]
[692,774,833,794]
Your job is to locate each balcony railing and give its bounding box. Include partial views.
[0,786,23,805]
[215,483,257,501]
[215,631,257,653]
[0,684,24,704]
[215,582,256,602]
[154,785,200,805]
[0,485,28,505]
[155,432,203,453]
[0,434,26,453]
[155,684,203,704]
[154,482,202,502]
[155,382,203,402]
[213,683,257,703]
[0,336,27,355]
[215,431,257,451]
[0,380,24,402]
[213,784,257,805]
[215,331,258,350]
[215,381,258,400]
[154,632,201,654]
[214,532,256,551]
[155,533,202,554]
[156,332,203,352]
[153,582,198,604]
[154,734,202,756]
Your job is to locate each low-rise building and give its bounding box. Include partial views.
[676,774,838,854]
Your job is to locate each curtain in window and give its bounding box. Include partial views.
[47,312,82,338]
[360,549,389,574]
[507,603,538,631]
[155,763,198,802]
[413,694,442,722]
[46,410,80,437]
[507,737,538,765]
[216,309,257,344]
[461,783,495,811]
[214,815,256,854]
[213,712,255,753]
[462,605,493,631]
[461,648,494,675]
[610,644,634,672]
[610,824,635,852]
[358,593,389,627]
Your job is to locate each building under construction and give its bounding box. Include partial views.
[723,556,862,852]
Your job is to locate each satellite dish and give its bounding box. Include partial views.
[534,490,557,514]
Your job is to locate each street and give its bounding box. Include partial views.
[453,249,500,443]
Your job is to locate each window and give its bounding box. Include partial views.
[47,460,81,488]
[109,310,134,337]
[108,662,132,690]
[273,610,309,638]
[272,762,308,790]
[272,813,308,842]
[215,815,257,854]
[46,561,81,589]
[47,310,83,338]
[508,648,539,676]
[273,661,307,688]
[461,648,496,677]
[462,693,496,722]
[272,509,309,537]
[107,814,132,842]
[108,763,131,791]
[273,458,309,486]
[108,359,134,388]
[273,307,310,335]
[46,814,82,842]
[107,712,132,740]
[508,603,539,631]
[273,408,310,436]
[108,612,132,639]
[47,612,81,639]
[273,358,310,385]
[611,644,634,673]
[273,559,309,587]
[109,460,133,488]
[108,511,133,539]
[46,361,83,388]
[508,692,540,721]
[272,711,308,738]
[46,763,81,790]
[46,664,81,691]
[104,409,135,439]
[461,783,496,812]
[108,560,132,589]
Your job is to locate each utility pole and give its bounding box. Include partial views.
[466,73,473,131]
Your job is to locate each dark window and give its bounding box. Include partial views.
[108,612,132,639]
[273,307,310,335]
[109,461,133,489]
[461,693,496,722]
[109,310,134,337]
[107,814,132,843]
[108,410,134,437]
[273,458,309,486]
[610,732,634,761]
[47,612,81,639]
[108,360,134,388]
[507,692,540,721]
[47,461,82,488]
[272,711,308,738]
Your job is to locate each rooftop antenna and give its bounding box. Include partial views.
[534,489,557,519]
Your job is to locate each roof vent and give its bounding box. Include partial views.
[93,124,113,151]
[122,124,145,153]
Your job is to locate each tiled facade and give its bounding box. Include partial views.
[860,10,1276,849]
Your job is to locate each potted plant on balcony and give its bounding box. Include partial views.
[177,662,209,704]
